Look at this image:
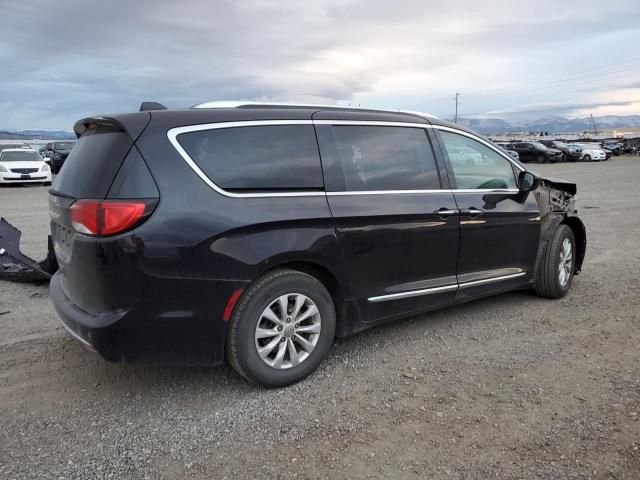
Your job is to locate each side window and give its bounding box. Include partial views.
[439,131,517,190]
[177,125,323,191]
[316,125,440,191]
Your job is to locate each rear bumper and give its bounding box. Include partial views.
[50,271,127,359]
[50,269,243,365]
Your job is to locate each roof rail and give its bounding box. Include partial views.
[396,109,438,119]
[191,101,437,118]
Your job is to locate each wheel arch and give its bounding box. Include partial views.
[562,216,587,274]
[260,259,348,336]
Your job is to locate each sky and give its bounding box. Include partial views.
[1,0,639,130]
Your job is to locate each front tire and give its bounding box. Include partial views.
[534,225,576,299]
[583,154,591,162]
[226,269,336,387]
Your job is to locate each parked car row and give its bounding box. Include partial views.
[494,141,565,163]
[492,139,619,163]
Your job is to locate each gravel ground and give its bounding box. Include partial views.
[1,157,639,479]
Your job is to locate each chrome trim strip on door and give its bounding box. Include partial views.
[457,271,527,288]
[367,271,528,302]
[368,284,459,302]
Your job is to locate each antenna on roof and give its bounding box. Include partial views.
[140,102,167,112]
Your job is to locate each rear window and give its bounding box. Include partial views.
[52,131,133,198]
[177,125,323,191]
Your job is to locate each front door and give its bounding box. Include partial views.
[314,120,460,322]
[435,129,540,299]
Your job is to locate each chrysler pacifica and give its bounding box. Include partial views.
[49,102,586,386]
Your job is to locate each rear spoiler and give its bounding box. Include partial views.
[73,112,152,140]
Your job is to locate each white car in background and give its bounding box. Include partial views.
[0,148,52,186]
[568,144,607,162]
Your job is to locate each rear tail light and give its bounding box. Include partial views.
[70,199,156,236]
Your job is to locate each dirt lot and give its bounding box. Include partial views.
[1,157,639,479]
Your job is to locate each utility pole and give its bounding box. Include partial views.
[589,114,598,135]
[454,92,461,123]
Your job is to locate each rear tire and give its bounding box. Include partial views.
[534,225,576,299]
[226,269,336,387]
[536,155,545,163]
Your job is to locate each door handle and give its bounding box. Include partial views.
[461,207,484,218]
[434,208,458,219]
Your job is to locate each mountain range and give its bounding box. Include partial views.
[0,129,76,140]
[453,115,640,134]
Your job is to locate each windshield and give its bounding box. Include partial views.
[553,141,568,148]
[530,142,548,149]
[0,150,41,162]
[54,142,75,151]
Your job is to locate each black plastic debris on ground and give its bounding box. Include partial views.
[0,217,57,283]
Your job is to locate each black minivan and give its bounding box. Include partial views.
[49,102,586,387]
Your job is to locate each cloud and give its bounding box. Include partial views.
[1,0,639,129]
[486,100,637,116]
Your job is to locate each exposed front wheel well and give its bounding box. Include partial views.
[562,217,587,274]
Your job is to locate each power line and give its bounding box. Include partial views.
[470,60,640,99]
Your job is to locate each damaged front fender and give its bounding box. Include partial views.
[0,218,58,283]
[533,176,587,277]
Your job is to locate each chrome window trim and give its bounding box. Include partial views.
[367,271,527,302]
[167,120,325,198]
[431,125,526,172]
[326,188,519,196]
[167,119,524,198]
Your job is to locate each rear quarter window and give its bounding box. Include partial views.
[176,125,323,191]
[52,131,133,199]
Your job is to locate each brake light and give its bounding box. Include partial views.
[70,200,148,236]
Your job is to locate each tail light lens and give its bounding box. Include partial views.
[70,199,156,236]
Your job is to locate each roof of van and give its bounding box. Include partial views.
[75,102,479,139]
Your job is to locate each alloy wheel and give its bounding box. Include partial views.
[254,293,321,369]
[558,238,573,287]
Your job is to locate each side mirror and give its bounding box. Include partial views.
[518,171,537,192]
